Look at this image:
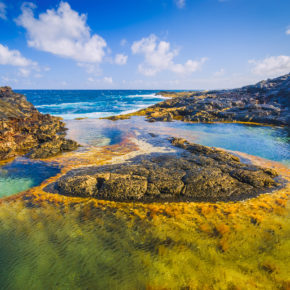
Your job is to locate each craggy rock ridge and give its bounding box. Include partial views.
[46,138,280,202]
[0,87,78,160]
[109,73,290,125]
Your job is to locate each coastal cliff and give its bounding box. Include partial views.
[107,73,290,125]
[0,87,78,161]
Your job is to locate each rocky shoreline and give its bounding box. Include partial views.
[106,73,290,126]
[1,76,288,203]
[0,87,78,161]
[44,137,281,202]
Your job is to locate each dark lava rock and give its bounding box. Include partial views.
[46,138,280,202]
[0,87,79,160]
[140,73,290,126]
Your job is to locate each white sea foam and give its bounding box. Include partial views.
[53,111,113,120]
[39,93,166,120]
[126,93,167,99]
[36,101,95,109]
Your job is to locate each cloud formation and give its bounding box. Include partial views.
[88,76,113,84]
[175,0,185,9]
[0,44,36,66]
[16,2,107,64]
[286,27,290,35]
[131,34,207,76]
[249,55,290,77]
[0,2,6,20]
[115,54,128,65]
[213,68,226,77]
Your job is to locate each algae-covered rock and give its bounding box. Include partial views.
[0,87,79,160]
[48,138,280,202]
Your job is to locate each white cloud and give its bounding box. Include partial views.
[131,34,208,76]
[120,39,127,46]
[16,2,107,64]
[18,68,31,77]
[103,76,113,84]
[115,54,128,65]
[249,55,290,77]
[213,68,226,77]
[88,76,113,84]
[286,27,290,35]
[175,0,185,9]
[0,2,6,20]
[1,76,18,84]
[0,44,36,67]
[77,62,102,74]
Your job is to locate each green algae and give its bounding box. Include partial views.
[0,190,289,290]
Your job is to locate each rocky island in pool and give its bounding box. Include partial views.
[0,74,289,289]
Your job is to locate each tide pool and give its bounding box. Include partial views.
[0,158,61,198]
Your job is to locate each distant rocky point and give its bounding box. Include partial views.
[108,73,290,125]
[0,87,78,161]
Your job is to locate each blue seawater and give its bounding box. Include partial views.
[16,90,166,120]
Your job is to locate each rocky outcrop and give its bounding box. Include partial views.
[0,87,78,160]
[108,73,290,125]
[46,138,280,202]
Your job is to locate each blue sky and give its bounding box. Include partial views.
[0,0,289,89]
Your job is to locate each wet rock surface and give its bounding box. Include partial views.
[0,87,78,160]
[46,138,280,202]
[110,73,289,126]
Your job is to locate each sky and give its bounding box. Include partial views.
[0,0,289,89]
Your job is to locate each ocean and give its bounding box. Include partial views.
[17,90,166,120]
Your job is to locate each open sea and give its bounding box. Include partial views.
[17,90,165,120]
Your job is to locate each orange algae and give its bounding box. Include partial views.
[0,138,289,289]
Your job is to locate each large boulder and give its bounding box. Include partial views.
[47,138,280,202]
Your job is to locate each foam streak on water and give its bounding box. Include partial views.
[16,90,166,120]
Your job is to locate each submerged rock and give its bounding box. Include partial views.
[0,87,79,160]
[46,138,280,202]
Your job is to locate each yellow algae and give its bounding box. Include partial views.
[0,130,289,289]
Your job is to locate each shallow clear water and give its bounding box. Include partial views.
[0,118,289,199]
[154,121,290,166]
[66,117,289,165]
[0,158,61,198]
[0,116,289,289]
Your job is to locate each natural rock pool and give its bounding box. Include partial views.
[0,117,289,198]
[0,117,289,289]
[0,158,61,198]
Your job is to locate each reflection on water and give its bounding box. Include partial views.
[66,119,125,147]
[170,122,290,166]
[67,117,290,166]
[0,158,61,198]
[1,118,289,199]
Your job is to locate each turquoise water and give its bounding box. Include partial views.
[0,118,289,199]
[0,158,61,198]
[66,117,290,165]
[154,121,290,166]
